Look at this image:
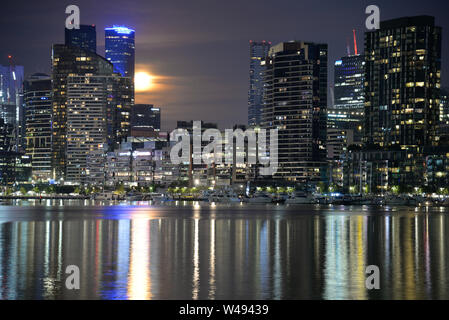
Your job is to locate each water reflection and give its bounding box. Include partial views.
[0,204,448,299]
[128,218,151,300]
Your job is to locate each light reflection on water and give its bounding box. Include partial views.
[0,201,448,300]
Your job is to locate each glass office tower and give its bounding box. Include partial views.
[328,55,365,145]
[105,26,135,80]
[24,73,52,181]
[248,41,270,127]
[0,64,24,152]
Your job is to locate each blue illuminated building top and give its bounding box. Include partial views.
[105,25,135,79]
[105,25,135,35]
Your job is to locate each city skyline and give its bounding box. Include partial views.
[1,0,448,130]
[2,2,449,305]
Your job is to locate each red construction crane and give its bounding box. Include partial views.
[353,29,358,56]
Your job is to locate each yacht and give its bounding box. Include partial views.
[329,194,353,205]
[209,190,240,203]
[150,193,172,202]
[285,192,315,204]
[384,195,409,206]
[126,193,144,201]
[246,193,273,204]
[441,198,449,207]
[94,192,122,201]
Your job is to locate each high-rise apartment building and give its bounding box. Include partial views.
[105,26,135,80]
[354,15,443,191]
[51,44,114,181]
[364,16,441,148]
[248,41,270,127]
[24,73,52,181]
[106,75,133,149]
[261,41,328,182]
[65,24,97,53]
[66,75,109,184]
[52,43,134,182]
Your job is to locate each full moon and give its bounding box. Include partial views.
[134,72,154,91]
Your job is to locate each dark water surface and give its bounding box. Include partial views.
[0,200,448,300]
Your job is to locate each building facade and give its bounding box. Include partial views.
[359,15,442,189]
[0,118,14,153]
[87,135,170,187]
[106,75,133,150]
[261,41,328,182]
[328,55,364,145]
[66,75,109,184]
[423,146,449,191]
[439,88,449,124]
[0,64,25,152]
[65,24,97,53]
[344,147,418,194]
[364,16,441,148]
[51,44,114,181]
[248,41,270,127]
[438,89,449,143]
[131,104,161,136]
[24,73,52,181]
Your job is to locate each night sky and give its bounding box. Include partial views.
[1,0,448,130]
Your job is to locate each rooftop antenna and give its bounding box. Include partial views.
[346,38,351,56]
[353,29,358,55]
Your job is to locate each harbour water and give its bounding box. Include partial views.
[0,200,448,300]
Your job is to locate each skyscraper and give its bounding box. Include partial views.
[24,73,52,181]
[0,63,24,152]
[261,41,328,182]
[248,41,270,127]
[328,54,365,145]
[106,75,134,149]
[364,16,441,148]
[51,44,114,181]
[353,15,443,192]
[65,24,97,53]
[105,26,135,80]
